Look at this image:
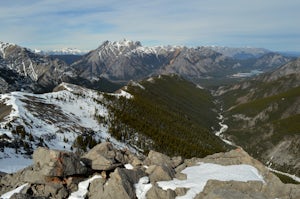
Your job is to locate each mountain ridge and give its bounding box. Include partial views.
[216,58,300,176]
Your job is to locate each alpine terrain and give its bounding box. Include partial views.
[216,58,300,176]
[0,39,299,199]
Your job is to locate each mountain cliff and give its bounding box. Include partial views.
[0,41,74,93]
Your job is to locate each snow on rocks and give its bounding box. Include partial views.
[1,143,300,198]
[135,176,152,199]
[0,183,28,199]
[157,163,265,199]
[68,175,102,199]
[125,164,134,170]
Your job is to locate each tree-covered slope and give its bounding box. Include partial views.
[217,59,300,176]
[104,75,230,158]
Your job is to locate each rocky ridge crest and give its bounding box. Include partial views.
[0,142,299,199]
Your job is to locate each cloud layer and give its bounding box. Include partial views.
[1,0,299,51]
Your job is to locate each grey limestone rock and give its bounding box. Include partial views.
[144,150,173,168]
[81,142,121,171]
[146,184,176,199]
[33,147,87,177]
[146,165,175,182]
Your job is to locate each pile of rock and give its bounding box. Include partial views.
[0,142,299,199]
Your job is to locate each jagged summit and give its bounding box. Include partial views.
[0,41,15,58]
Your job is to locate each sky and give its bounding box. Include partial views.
[0,0,299,51]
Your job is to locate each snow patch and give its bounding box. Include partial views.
[68,175,102,199]
[124,164,134,170]
[268,167,300,183]
[130,81,145,90]
[0,147,33,174]
[115,90,133,99]
[135,176,152,199]
[0,183,28,199]
[196,84,203,89]
[157,162,265,199]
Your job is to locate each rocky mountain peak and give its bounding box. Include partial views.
[98,39,142,55]
[0,41,16,59]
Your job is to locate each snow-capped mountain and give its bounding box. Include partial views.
[72,39,293,82]
[35,48,88,55]
[1,39,293,92]
[71,39,180,81]
[72,39,233,81]
[0,41,77,93]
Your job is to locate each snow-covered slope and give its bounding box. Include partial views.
[0,83,133,172]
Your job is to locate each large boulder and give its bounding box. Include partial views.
[146,165,175,182]
[144,150,173,168]
[81,142,121,170]
[146,184,176,199]
[89,168,146,199]
[88,178,106,199]
[33,147,87,177]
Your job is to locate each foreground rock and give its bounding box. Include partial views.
[0,143,299,199]
[33,147,87,177]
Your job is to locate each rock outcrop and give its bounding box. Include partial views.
[0,143,299,199]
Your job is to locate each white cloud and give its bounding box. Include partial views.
[0,0,299,51]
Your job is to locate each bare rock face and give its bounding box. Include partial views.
[33,147,87,177]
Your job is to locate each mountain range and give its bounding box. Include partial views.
[0,39,294,95]
[0,39,299,194]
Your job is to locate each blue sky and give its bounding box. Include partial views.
[0,0,299,51]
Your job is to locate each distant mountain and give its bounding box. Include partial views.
[277,51,300,57]
[47,54,83,65]
[0,41,75,93]
[34,47,87,55]
[207,46,270,59]
[215,58,300,176]
[0,39,294,94]
[71,39,178,81]
[72,39,292,82]
[0,41,123,94]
